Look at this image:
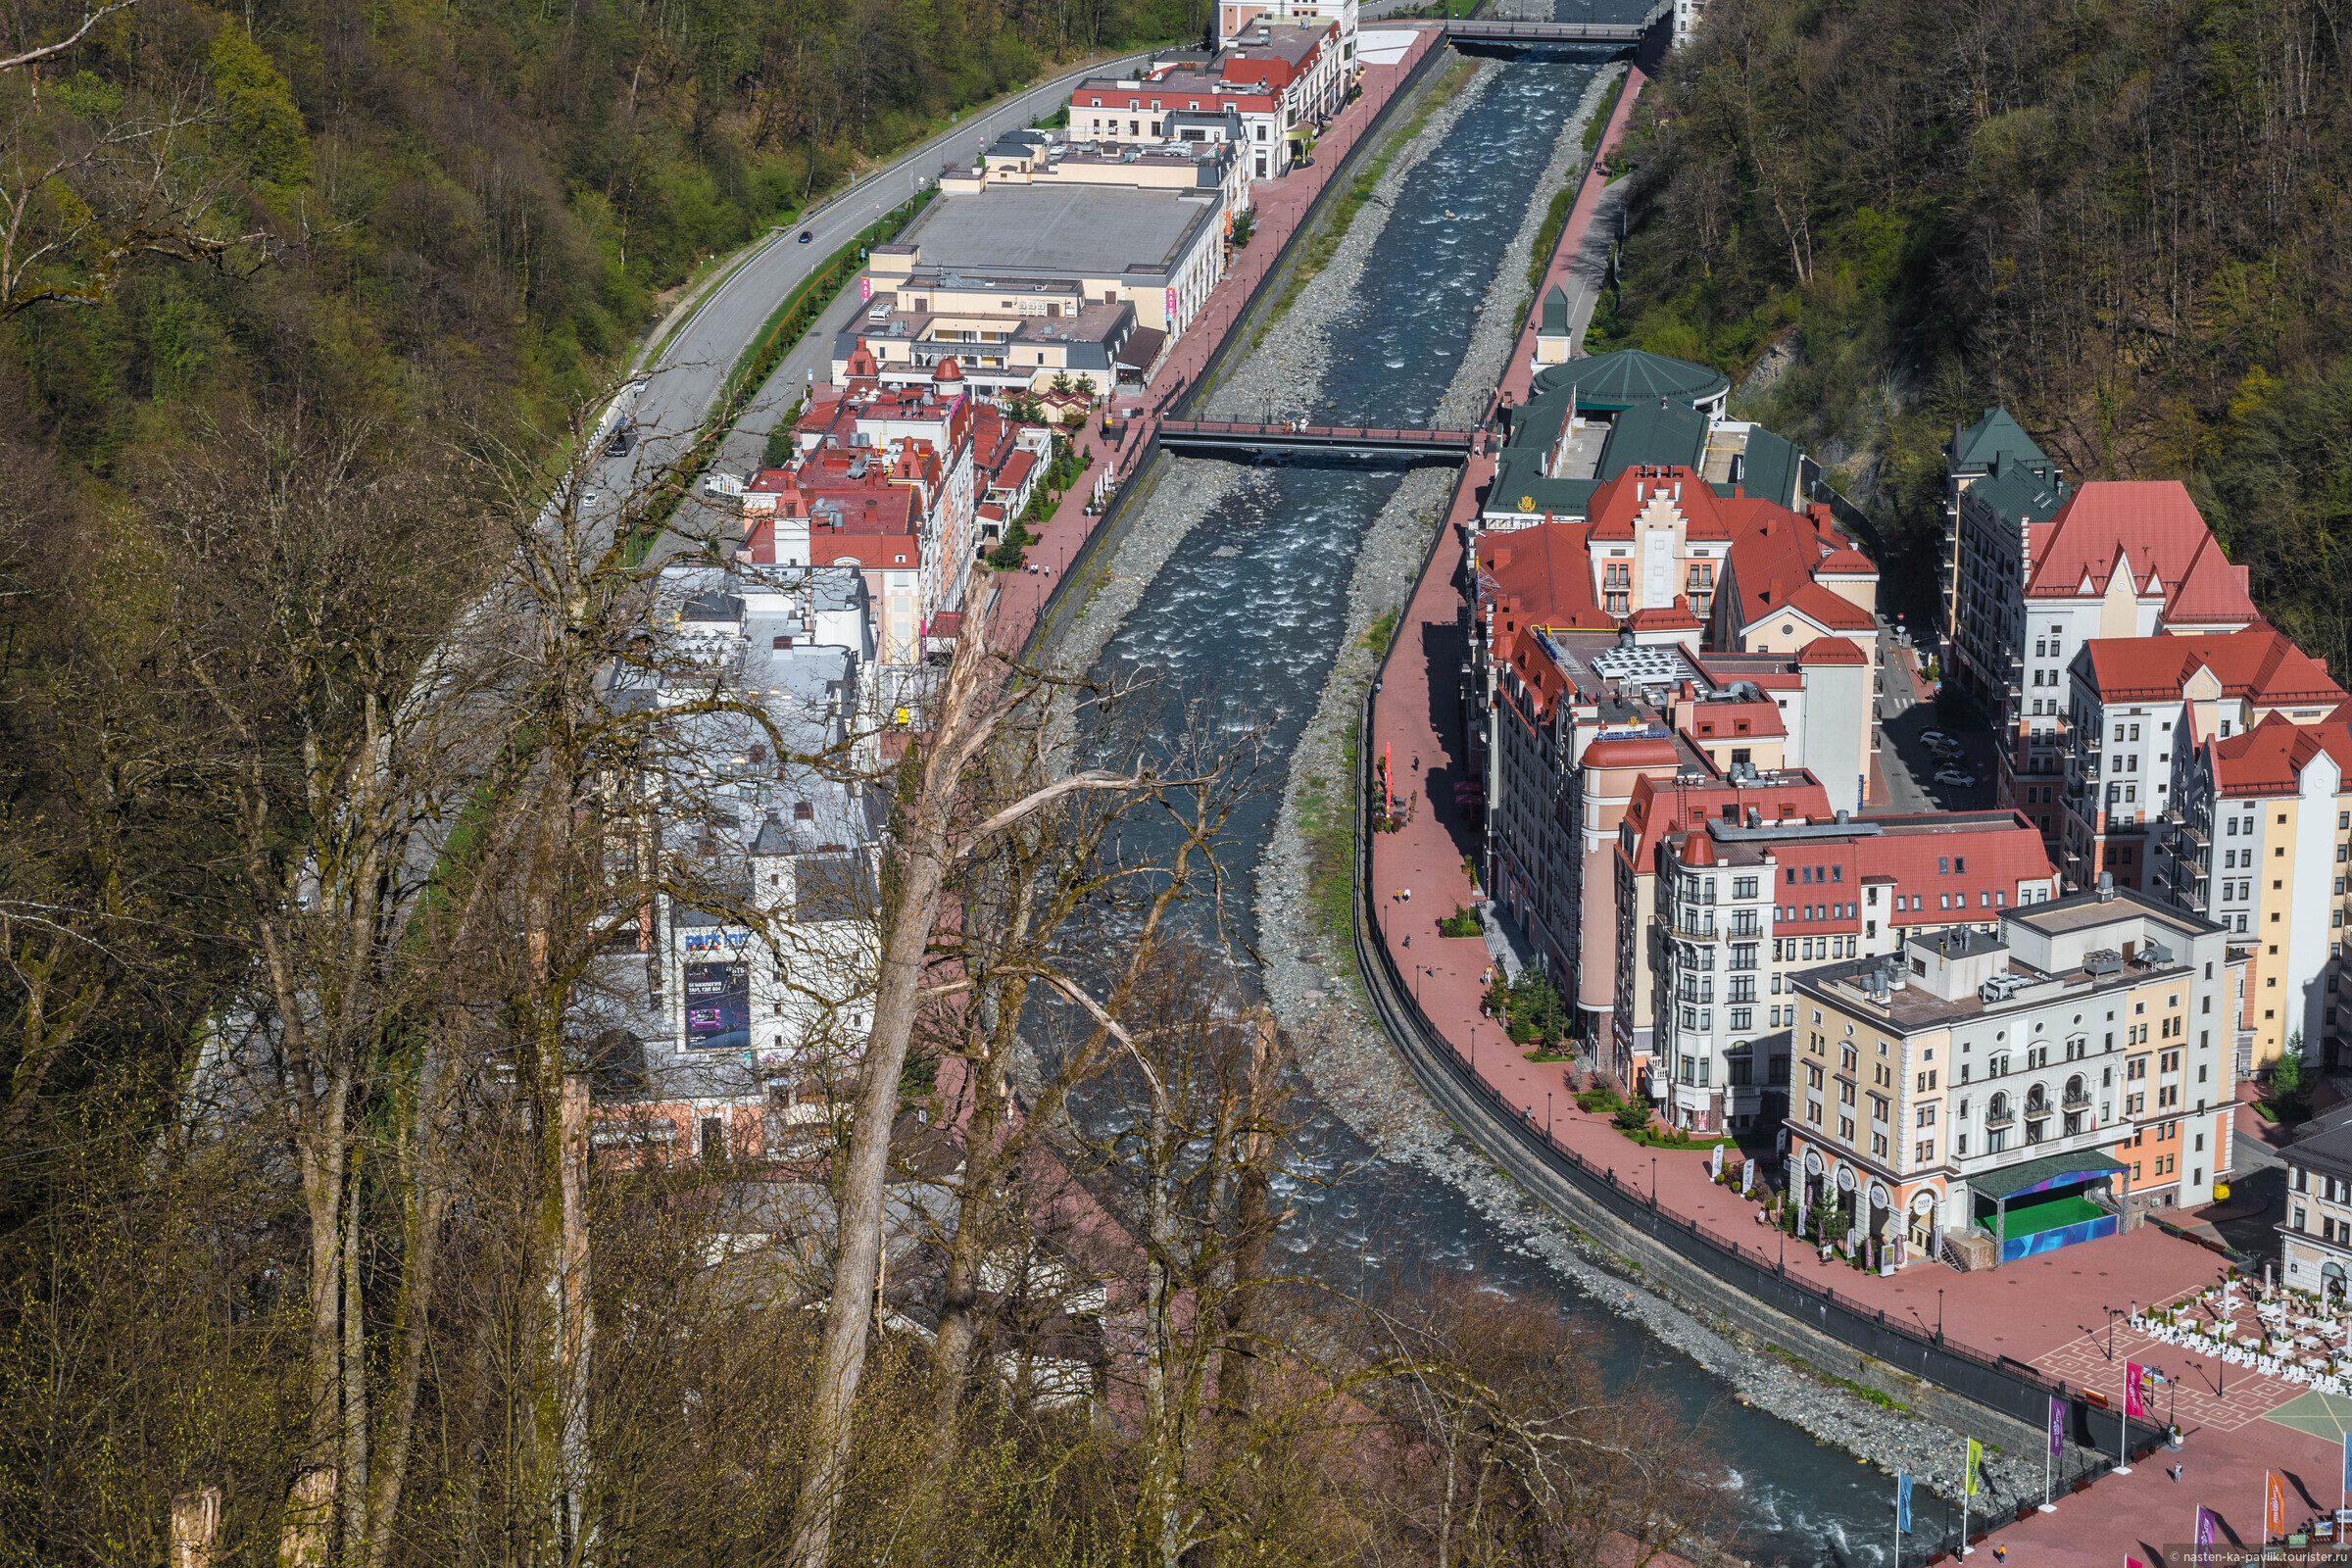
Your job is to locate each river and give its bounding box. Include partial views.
[1063,22,1956,1567]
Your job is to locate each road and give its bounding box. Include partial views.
[581,47,1157,520]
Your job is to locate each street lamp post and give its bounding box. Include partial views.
[1937,1288,1945,1344]
[1546,1092,1552,1140]
[1651,1155,1658,1211]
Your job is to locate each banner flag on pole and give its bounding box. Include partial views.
[2049,1395,2065,1456]
[2125,1361,2150,1420]
[1896,1471,1912,1533]
[1965,1438,1982,1497]
[2342,1432,2351,1497]
[2196,1505,2219,1545]
[2268,1471,2288,1539]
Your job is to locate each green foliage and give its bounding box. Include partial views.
[1437,905,1481,938]
[1361,607,1398,655]
[1501,968,1567,1047]
[1610,1102,1655,1133]
[1593,0,2352,674]
[2271,1036,2311,1113]
[209,23,311,186]
[1229,208,1258,249]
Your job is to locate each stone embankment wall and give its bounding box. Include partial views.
[1042,58,1498,679]
[1248,63,2073,1511]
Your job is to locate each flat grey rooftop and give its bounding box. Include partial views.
[911,185,1208,276]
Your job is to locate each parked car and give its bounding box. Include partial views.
[607,418,635,457]
[1934,769,1977,789]
[1919,729,1955,749]
[581,489,600,506]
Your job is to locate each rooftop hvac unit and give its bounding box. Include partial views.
[2083,949,2125,977]
[2140,942,2174,966]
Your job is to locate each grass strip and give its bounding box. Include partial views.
[625,193,936,561]
[1257,57,1479,337]
[1582,70,1624,155]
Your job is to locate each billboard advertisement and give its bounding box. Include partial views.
[684,960,750,1052]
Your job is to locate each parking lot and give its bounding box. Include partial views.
[1872,634,1996,816]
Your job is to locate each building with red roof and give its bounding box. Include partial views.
[2056,623,2347,902]
[1621,793,2055,1131]
[1947,467,2267,858]
[2154,709,2352,1071]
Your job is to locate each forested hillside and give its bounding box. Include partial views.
[1593,0,2352,676]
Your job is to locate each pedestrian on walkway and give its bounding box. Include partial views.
[1402,934,1411,950]
[1402,887,1411,902]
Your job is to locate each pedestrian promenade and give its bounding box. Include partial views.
[982,29,1446,656]
[1354,62,2346,1564]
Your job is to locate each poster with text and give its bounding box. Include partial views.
[685,961,751,1053]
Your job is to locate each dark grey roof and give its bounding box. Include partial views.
[1963,459,2066,531]
[1950,406,2048,473]
[1973,1148,2128,1201]
[2284,1115,2352,1179]
[1540,284,1570,333]
[1530,349,1729,414]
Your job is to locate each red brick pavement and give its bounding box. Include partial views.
[1355,61,2344,1564]
[983,29,1446,657]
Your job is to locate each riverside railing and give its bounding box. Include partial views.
[1345,487,2169,1486]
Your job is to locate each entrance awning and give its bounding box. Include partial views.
[1973,1150,2128,1202]
[1115,327,1166,374]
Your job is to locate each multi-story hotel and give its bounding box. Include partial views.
[1785,882,2240,1269]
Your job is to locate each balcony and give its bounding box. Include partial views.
[2080,729,2103,752]
[1984,1107,2017,1129]
[2063,1087,2092,1109]
[1670,916,1717,942]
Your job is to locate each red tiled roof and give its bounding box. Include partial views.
[1479,520,1613,634]
[2210,711,2352,797]
[817,534,922,569]
[2024,480,2213,601]
[1627,597,1704,631]
[1723,502,1875,631]
[1775,580,1876,633]
[1585,466,1737,543]
[2077,624,2347,709]
[1685,701,1787,742]
[1796,636,1870,666]
[2163,532,2259,627]
[1617,773,1834,870]
[1815,548,1877,576]
[1497,626,1574,719]
[1858,814,2054,926]
[994,450,1038,491]
[1582,735,1680,767]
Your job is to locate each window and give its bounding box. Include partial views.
[1917,1102,1937,1128]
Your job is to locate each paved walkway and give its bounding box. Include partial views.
[1352,62,2351,1564]
[979,29,1446,656]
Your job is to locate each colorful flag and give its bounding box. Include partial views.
[2196,1505,2219,1545]
[1712,1143,1725,1179]
[1965,1438,1982,1497]
[2125,1361,2150,1420]
[2268,1470,2288,1539]
[2049,1395,2065,1456]
[1896,1471,1912,1533]
[2342,1432,2351,1498]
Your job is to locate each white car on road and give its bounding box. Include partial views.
[1934,769,1977,789]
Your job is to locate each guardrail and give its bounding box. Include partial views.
[1343,449,2166,1517]
[1017,36,1455,662]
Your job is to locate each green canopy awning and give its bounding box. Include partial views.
[1973,1149,2128,1202]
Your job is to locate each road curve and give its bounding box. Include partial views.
[597,49,1157,505]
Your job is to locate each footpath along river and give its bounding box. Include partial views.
[1040,14,1995,1566]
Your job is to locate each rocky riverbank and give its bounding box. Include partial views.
[1242,66,2049,1518]
[1044,61,1495,679]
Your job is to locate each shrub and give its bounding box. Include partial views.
[1438,905,1481,938]
[1610,1103,1653,1133]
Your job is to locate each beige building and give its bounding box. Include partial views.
[1788,883,2239,1272]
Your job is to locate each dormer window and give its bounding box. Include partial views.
[794,802,815,820]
